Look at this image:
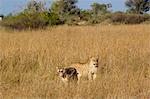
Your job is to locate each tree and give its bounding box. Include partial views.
[125,0,150,14]
[25,0,46,13]
[79,9,92,20]
[91,2,108,15]
[51,0,79,15]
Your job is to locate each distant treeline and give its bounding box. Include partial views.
[0,0,150,30]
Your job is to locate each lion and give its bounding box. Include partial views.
[69,56,99,82]
[56,67,78,85]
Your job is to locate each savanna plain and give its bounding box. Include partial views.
[0,25,150,99]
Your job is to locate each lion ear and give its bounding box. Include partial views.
[56,67,61,71]
[89,56,93,59]
[96,56,99,59]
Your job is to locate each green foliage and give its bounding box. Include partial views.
[1,0,63,30]
[51,0,63,14]
[51,0,79,15]
[1,0,150,30]
[88,2,110,24]
[91,2,108,15]
[125,0,150,14]
[88,13,112,24]
[46,12,64,25]
[79,10,92,21]
[1,13,46,30]
[25,0,45,13]
[110,13,150,24]
[1,11,63,30]
[65,16,78,25]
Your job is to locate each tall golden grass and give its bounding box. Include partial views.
[0,25,150,99]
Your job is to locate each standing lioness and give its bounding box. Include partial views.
[70,57,99,82]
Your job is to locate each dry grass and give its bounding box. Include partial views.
[0,25,150,99]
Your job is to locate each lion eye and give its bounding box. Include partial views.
[59,70,63,72]
[94,64,96,65]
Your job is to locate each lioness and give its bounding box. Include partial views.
[56,67,78,85]
[69,57,99,82]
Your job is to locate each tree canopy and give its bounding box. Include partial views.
[91,3,108,14]
[125,0,150,14]
[51,0,79,15]
[25,0,46,13]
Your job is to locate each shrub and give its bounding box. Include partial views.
[46,12,64,25]
[1,13,46,30]
[88,13,112,24]
[110,13,150,24]
[88,15,101,24]
[79,10,92,21]
[1,11,63,30]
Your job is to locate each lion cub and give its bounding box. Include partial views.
[57,67,78,85]
[69,57,99,82]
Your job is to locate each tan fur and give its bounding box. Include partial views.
[69,57,99,82]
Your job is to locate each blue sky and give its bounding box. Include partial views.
[0,0,126,15]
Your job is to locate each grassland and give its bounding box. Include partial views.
[0,25,150,99]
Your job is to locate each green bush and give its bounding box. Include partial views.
[88,15,101,24]
[46,12,64,25]
[1,11,63,30]
[79,10,92,21]
[110,13,150,24]
[88,13,112,24]
[1,13,45,30]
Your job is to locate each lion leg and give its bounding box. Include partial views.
[93,73,97,81]
[88,73,93,81]
[77,73,81,84]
